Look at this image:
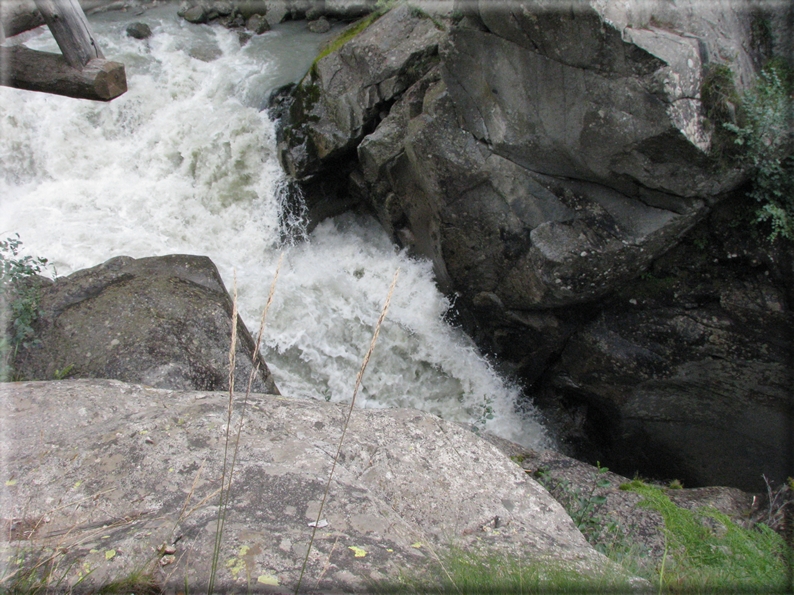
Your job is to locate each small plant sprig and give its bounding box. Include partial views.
[534,462,624,554]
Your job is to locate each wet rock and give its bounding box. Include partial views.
[125,22,152,40]
[0,379,630,592]
[13,255,279,395]
[237,0,268,19]
[214,0,234,16]
[264,0,289,26]
[322,0,378,20]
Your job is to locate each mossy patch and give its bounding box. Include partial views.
[310,9,385,75]
[701,63,740,164]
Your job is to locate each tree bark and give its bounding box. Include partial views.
[33,0,103,68]
[0,45,126,101]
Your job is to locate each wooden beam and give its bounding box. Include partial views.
[0,45,126,101]
[33,0,103,68]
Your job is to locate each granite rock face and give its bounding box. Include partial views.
[0,379,630,592]
[13,255,279,395]
[541,197,794,492]
[271,1,792,489]
[277,4,447,181]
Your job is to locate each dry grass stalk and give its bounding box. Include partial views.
[208,258,282,594]
[208,272,239,594]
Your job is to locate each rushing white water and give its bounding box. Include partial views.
[0,6,549,447]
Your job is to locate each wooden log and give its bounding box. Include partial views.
[0,45,126,101]
[33,0,103,68]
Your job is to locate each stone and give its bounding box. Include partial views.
[322,0,378,20]
[276,3,447,181]
[0,379,631,592]
[542,196,794,491]
[307,16,331,34]
[502,446,760,565]
[237,0,268,20]
[214,0,234,16]
[12,255,279,395]
[264,0,289,26]
[182,5,208,24]
[125,22,152,40]
[246,13,270,34]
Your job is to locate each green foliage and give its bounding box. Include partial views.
[725,61,794,241]
[0,235,49,380]
[623,481,793,592]
[534,463,631,558]
[53,364,74,380]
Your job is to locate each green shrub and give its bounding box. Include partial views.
[725,61,794,241]
[0,234,49,380]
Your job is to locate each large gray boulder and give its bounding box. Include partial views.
[276,0,779,310]
[12,255,279,395]
[541,197,794,492]
[277,3,447,181]
[271,0,792,490]
[0,379,632,592]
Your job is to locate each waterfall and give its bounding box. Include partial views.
[0,5,549,448]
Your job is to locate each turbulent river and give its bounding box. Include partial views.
[0,5,549,448]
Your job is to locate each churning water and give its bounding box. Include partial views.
[0,5,549,448]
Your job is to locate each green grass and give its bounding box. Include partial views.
[621,480,793,593]
[377,547,636,594]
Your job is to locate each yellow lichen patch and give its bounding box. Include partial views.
[5,479,17,486]
[411,542,423,548]
[257,574,279,585]
[226,557,245,579]
[105,549,116,560]
[348,546,367,558]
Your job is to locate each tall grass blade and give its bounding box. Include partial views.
[208,272,239,594]
[295,269,400,594]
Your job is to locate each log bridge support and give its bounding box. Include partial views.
[0,0,126,101]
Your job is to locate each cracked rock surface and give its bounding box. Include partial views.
[1,379,627,592]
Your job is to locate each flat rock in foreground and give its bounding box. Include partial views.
[0,379,628,592]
